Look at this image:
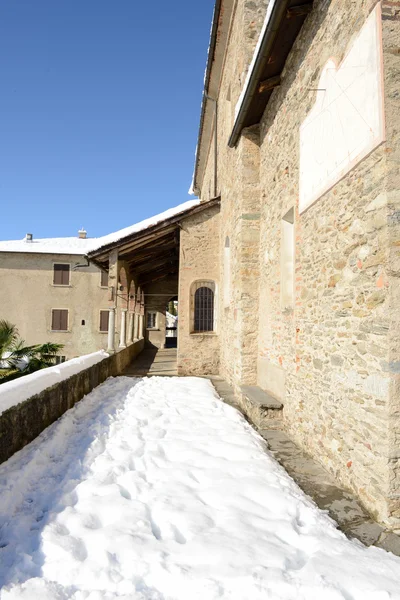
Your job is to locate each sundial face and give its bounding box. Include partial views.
[299,4,385,214]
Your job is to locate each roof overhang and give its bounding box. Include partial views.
[87,198,221,286]
[228,0,313,147]
[192,0,235,196]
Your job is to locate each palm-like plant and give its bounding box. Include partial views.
[0,320,64,379]
[0,320,19,361]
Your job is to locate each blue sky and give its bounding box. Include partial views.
[0,1,214,240]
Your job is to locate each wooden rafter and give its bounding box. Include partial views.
[286,4,313,18]
[258,75,281,94]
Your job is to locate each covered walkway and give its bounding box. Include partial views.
[122,348,177,377]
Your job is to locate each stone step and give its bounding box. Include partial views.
[239,384,283,430]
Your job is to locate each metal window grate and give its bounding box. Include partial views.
[147,312,156,328]
[194,287,214,332]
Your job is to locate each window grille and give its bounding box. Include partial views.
[194,287,214,332]
[147,312,156,329]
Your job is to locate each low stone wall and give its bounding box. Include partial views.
[0,339,144,465]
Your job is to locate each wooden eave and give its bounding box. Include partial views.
[87,197,220,285]
[228,0,313,148]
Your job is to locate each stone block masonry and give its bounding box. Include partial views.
[177,203,221,376]
[196,0,400,525]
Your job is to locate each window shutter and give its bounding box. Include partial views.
[62,266,69,286]
[101,271,108,287]
[100,310,109,332]
[54,264,70,285]
[52,310,60,330]
[54,266,62,285]
[60,310,68,330]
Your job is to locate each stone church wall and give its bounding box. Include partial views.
[177,203,221,375]
[198,0,400,523]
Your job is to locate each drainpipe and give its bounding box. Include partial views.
[206,95,218,198]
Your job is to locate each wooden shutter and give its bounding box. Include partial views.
[101,271,108,287]
[54,264,70,285]
[194,287,214,332]
[100,310,109,332]
[52,309,60,330]
[52,309,68,330]
[60,310,68,330]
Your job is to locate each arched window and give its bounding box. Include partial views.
[191,281,216,332]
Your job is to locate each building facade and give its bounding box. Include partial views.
[87,0,400,526]
[4,0,398,527]
[0,233,112,359]
[187,0,400,525]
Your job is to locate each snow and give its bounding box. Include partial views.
[0,237,97,256]
[0,351,108,416]
[89,200,200,254]
[0,201,200,256]
[0,375,399,600]
[234,0,278,121]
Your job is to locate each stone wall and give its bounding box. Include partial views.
[0,339,144,465]
[197,0,400,523]
[177,203,221,375]
[383,0,400,521]
[253,0,398,524]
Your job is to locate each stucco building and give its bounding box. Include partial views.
[87,0,400,526]
[0,231,112,359]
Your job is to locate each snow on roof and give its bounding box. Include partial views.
[88,199,200,254]
[0,200,201,256]
[0,236,98,255]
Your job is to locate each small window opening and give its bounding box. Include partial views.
[81,320,85,326]
[147,312,157,329]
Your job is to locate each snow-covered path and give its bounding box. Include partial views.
[0,377,400,600]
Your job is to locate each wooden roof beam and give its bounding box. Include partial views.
[287,4,313,18]
[258,75,281,94]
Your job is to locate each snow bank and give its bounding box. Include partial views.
[0,350,109,416]
[0,376,399,599]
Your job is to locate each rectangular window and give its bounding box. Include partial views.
[51,309,69,331]
[53,264,70,286]
[42,354,66,365]
[281,208,295,309]
[55,355,66,364]
[100,271,108,287]
[147,312,157,329]
[99,310,109,332]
